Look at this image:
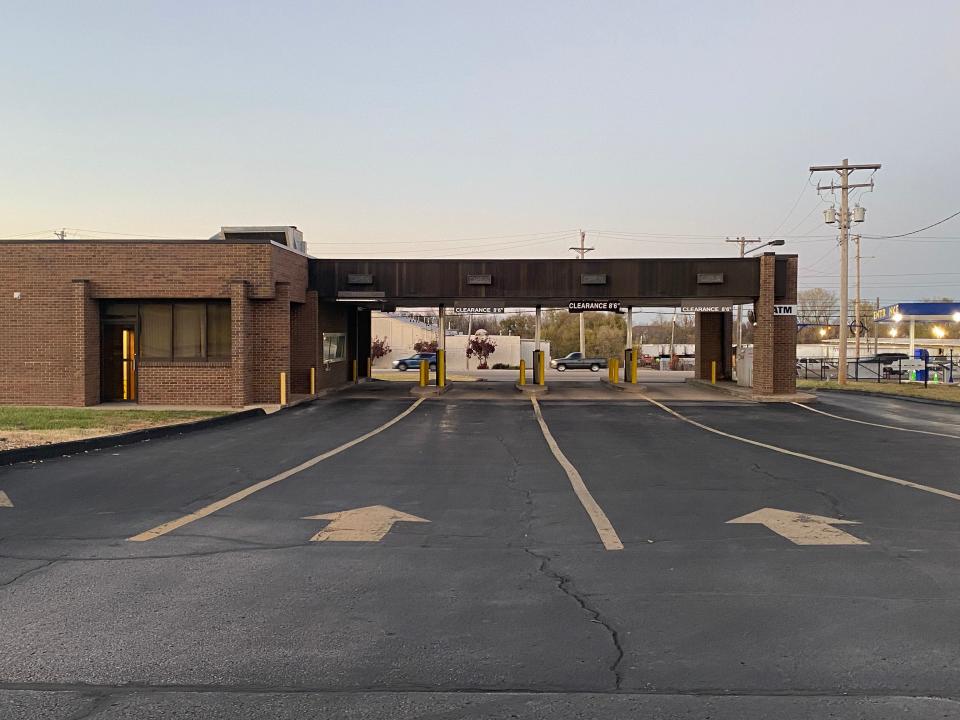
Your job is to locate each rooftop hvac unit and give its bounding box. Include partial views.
[213,226,307,253]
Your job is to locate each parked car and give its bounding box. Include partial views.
[549,352,608,372]
[392,352,437,371]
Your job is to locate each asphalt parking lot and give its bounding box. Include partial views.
[1,384,959,719]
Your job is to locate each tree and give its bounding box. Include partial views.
[413,339,438,353]
[798,288,838,324]
[370,336,392,360]
[466,335,497,369]
[498,314,536,337]
[540,310,627,358]
[445,315,497,334]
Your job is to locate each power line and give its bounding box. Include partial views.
[863,209,960,239]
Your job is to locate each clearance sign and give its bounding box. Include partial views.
[568,300,622,313]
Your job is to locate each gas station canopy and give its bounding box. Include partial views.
[874,302,960,323]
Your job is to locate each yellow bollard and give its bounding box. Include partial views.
[610,358,619,384]
[280,371,287,406]
[352,359,358,384]
[631,348,639,384]
[367,357,372,377]
[538,352,545,385]
[437,350,446,388]
[711,360,717,385]
[310,367,316,395]
[518,359,526,386]
[419,359,428,387]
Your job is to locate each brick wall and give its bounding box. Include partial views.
[249,283,292,404]
[138,363,233,406]
[0,240,309,406]
[753,253,798,395]
[290,291,319,394]
[695,311,732,380]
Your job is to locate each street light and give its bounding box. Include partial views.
[933,326,946,339]
[953,311,960,323]
[819,327,828,338]
[735,239,787,359]
[743,238,786,256]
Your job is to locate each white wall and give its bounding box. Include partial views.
[371,313,436,368]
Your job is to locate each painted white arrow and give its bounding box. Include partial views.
[0,491,12,508]
[303,505,429,542]
[727,508,868,545]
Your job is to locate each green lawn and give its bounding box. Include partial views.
[797,379,960,403]
[0,406,228,432]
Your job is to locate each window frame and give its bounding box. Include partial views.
[137,301,231,362]
[322,332,347,364]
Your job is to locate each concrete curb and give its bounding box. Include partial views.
[600,379,648,394]
[515,383,549,396]
[686,378,817,404]
[410,383,453,397]
[0,409,267,467]
[811,387,960,408]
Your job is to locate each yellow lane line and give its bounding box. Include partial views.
[641,393,960,503]
[129,399,426,542]
[530,397,624,550]
[791,401,960,440]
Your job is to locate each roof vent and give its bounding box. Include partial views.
[212,226,306,253]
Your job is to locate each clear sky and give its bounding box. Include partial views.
[2,1,958,303]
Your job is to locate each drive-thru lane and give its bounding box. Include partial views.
[534,399,960,697]
[2,394,960,718]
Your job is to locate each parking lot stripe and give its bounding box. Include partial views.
[642,394,960,503]
[791,401,960,439]
[128,399,426,542]
[530,397,624,550]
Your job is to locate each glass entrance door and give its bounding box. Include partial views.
[101,324,137,401]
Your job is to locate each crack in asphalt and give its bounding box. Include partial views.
[0,559,57,589]
[494,432,534,548]
[524,548,624,690]
[749,464,849,519]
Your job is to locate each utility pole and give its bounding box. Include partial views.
[570,229,594,355]
[853,234,862,360]
[874,296,880,355]
[809,159,881,385]
[726,236,762,352]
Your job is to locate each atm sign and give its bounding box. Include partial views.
[773,305,796,316]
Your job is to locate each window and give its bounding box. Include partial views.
[206,303,231,359]
[323,333,346,363]
[137,301,230,360]
[140,304,173,358]
[174,303,205,359]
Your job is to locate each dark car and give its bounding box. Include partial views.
[549,352,608,372]
[392,353,437,371]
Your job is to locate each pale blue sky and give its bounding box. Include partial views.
[2,1,958,301]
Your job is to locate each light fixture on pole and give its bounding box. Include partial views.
[734,238,786,357]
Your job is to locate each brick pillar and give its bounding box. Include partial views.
[753,254,797,396]
[230,280,251,408]
[695,311,732,380]
[72,279,99,406]
[276,282,291,402]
